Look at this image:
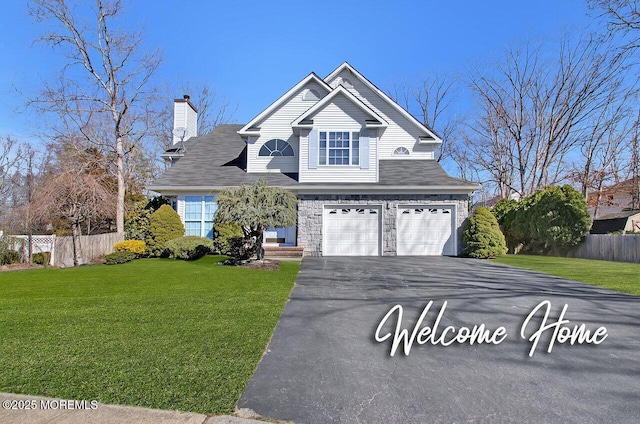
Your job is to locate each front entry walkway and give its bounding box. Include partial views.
[238,257,640,423]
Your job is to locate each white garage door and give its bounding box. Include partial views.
[397,206,455,255]
[324,206,381,256]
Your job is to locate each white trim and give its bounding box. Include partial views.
[317,130,361,166]
[239,73,331,135]
[396,203,457,256]
[291,85,388,128]
[324,62,442,143]
[183,194,217,238]
[148,185,480,195]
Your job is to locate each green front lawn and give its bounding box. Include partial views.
[0,256,299,414]
[493,255,640,295]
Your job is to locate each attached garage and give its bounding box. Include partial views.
[397,205,456,256]
[323,206,382,256]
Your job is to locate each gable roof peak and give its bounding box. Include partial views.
[292,84,387,128]
[238,72,332,135]
[324,62,442,142]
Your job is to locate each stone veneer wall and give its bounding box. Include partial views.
[297,194,469,256]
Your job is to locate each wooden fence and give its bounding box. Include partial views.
[54,232,124,267]
[2,231,123,267]
[568,234,640,264]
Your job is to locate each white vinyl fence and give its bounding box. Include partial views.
[1,231,123,267]
[10,234,56,266]
[568,234,640,264]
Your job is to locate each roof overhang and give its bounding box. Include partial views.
[147,184,480,196]
[324,62,442,143]
[291,85,388,129]
[238,73,332,136]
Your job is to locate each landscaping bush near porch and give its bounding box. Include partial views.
[0,256,299,414]
[165,236,213,260]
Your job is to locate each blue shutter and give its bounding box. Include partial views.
[308,129,318,169]
[359,129,370,169]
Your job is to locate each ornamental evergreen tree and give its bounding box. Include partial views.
[501,185,591,254]
[525,185,591,254]
[214,180,297,260]
[146,205,185,257]
[462,207,508,259]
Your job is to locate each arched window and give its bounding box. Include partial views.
[393,146,410,155]
[259,139,294,156]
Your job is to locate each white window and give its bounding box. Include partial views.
[184,196,217,238]
[319,131,360,166]
[259,139,294,156]
[393,146,410,156]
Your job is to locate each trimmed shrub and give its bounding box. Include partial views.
[146,205,185,257]
[491,198,518,226]
[503,185,590,255]
[125,196,170,241]
[0,250,20,265]
[164,236,213,260]
[213,222,244,256]
[114,240,146,257]
[125,201,152,241]
[492,198,521,252]
[462,207,507,259]
[104,251,136,265]
[32,252,51,266]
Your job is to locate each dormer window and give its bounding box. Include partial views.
[393,146,410,156]
[319,131,359,165]
[259,139,294,156]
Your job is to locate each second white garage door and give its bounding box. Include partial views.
[323,206,381,256]
[397,206,455,255]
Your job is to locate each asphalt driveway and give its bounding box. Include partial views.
[238,257,640,423]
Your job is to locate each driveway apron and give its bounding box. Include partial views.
[238,257,640,423]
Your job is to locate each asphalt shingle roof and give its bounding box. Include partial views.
[148,124,478,191]
[590,210,640,234]
[595,210,640,220]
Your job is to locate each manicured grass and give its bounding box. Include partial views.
[0,256,299,414]
[493,255,640,295]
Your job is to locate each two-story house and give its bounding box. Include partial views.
[148,63,479,256]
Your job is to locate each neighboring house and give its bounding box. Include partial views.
[148,62,479,256]
[587,178,640,218]
[590,210,640,234]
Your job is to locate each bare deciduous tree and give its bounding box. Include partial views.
[389,71,460,162]
[465,35,628,198]
[571,88,635,199]
[0,137,24,199]
[28,0,161,234]
[0,137,25,229]
[589,0,640,51]
[413,72,460,162]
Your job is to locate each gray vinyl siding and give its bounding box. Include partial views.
[299,95,377,183]
[328,70,436,160]
[248,82,328,173]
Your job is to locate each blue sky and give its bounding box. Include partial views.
[0,0,593,144]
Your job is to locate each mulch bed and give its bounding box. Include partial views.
[219,258,281,271]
